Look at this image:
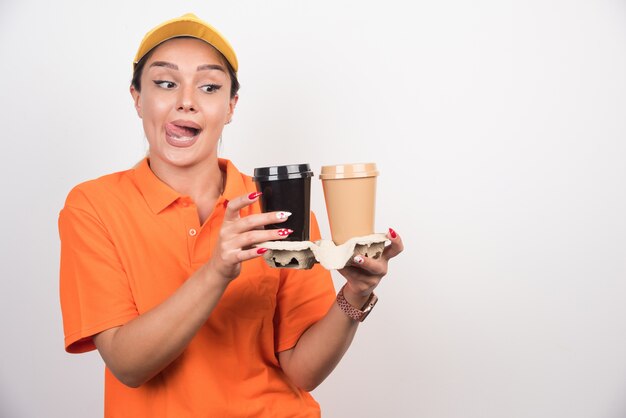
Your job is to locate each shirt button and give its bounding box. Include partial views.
[189,228,197,236]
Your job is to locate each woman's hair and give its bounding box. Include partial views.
[131,38,240,99]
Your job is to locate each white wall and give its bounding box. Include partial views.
[1,0,626,417]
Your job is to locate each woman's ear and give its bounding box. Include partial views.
[130,86,142,118]
[226,94,239,124]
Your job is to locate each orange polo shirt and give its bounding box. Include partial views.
[59,158,336,418]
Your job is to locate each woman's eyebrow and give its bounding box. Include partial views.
[150,61,178,70]
[197,64,225,73]
[148,61,225,73]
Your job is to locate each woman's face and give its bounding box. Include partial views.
[131,37,237,171]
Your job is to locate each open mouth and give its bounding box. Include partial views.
[166,121,202,138]
[164,121,202,148]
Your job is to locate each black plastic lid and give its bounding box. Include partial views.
[253,164,313,181]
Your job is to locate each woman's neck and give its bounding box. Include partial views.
[148,157,224,223]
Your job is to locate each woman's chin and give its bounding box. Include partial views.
[152,147,214,169]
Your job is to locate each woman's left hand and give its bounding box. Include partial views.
[337,228,404,306]
[278,227,404,390]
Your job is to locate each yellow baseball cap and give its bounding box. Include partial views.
[133,13,238,73]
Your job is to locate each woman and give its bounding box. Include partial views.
[59,13,403,417]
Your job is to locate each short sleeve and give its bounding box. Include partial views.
[273,212,336,352]
[59,188,138,353]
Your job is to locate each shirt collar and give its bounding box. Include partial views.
[219,157,249,201]
[132,157,250,214]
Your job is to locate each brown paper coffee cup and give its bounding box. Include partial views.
[320,163,379,245]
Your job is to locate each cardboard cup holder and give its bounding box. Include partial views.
[256,233,389,270]
[254,162,384,270]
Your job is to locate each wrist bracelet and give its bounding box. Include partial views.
[336,284,378,322]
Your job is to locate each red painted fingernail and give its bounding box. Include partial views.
[248,191,262,200]
[389,227,397,239]
[223,199,229,208]
[277,228,293,237]
[353,255,365,264]
[257,248,268,255]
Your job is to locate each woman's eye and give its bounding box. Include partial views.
[153,80,176,89]
[200,84,222,93]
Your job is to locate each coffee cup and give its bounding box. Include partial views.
[319,163,379,245]
[253,164,313,241]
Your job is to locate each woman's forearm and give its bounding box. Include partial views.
[278,289,370,391]
[93,264,228,388]
[92,196,291,388]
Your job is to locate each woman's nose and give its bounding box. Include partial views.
[177,87,197,112]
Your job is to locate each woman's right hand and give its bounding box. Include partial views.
[93,191,291,388]
[208,191,292,282]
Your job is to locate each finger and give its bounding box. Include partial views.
[224,191,263,221]
[226,212,291,234]
[230,228,294,250]
[236,246,272,263]
[382,227,404,260]
[351,254,387,276]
